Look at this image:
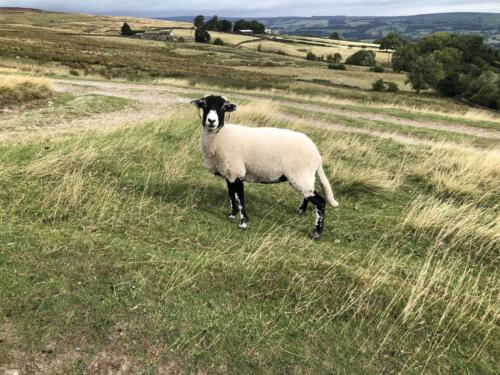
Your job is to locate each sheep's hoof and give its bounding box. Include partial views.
[238,221,249,230]
[310,231,322,240]
[228,213,237,221]
[296,208,306,215]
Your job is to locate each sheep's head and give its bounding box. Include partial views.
[191,95,237,131]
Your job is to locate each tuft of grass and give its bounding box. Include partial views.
[412,146,500,201]
[0,75,54,108]
[400,196,500,260]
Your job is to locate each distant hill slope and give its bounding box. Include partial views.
[162,13,500,47]
[0,7,192,34]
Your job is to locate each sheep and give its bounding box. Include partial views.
[191,95,339,239]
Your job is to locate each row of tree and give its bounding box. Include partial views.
[194,16,266,34]
[377,32,500,109]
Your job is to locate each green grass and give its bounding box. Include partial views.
[0,108,497,373]
[0,8,498,373]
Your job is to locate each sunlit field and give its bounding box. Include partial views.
[0,7,498,374]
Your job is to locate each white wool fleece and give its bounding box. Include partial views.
[200,124,339,207]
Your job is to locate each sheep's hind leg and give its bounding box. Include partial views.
[297,198,309,215]
[307,192,325,239]
[234,179,249,229]
[226,179,238,221]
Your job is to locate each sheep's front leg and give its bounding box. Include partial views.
[234,179,249,229]
[226,179,238,221]
[307,192,325,239]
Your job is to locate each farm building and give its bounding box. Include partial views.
[137,29,176,41]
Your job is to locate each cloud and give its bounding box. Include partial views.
[0,0,498,17]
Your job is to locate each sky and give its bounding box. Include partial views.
[0,0,499,17]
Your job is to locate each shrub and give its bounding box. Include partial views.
[370,66,385,73]
[326,53,342,64]
[306,51,318,61]
[385,81,399,92]
[0,76,54,108]
[69,69,80,76]
[371,79,399,92]
[328,63,346,70]
[213,38,224,46]
[345,50,376,66]
[257,44,262,52]
[372,79,386,91]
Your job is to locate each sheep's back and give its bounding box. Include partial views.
[222,124,321,180]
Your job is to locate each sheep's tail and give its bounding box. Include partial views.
[317,165,339,207]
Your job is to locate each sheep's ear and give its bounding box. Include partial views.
[191,99,206,108]
[223,103,237,112]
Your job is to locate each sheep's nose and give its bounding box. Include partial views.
[208,119,215,125]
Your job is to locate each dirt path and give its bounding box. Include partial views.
[2,77,498,145]
[278,102,500,140]
[0,79,189,143]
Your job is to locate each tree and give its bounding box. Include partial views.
[220,19,232,32]
[195,27,210,43]
[437,72,466,97]
[194,15,205,29]
[234,19,265,33]
[206,16,221,31]
[345,50,376,66]
[431,47,461,75]
[464,71,500,109]
[406,55,444,93]
[121,22,134,36]
[392,44,418,72]
[329,32,341,40]
[376,32,404,50]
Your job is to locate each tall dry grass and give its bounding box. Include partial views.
[0,75,54,108]
[400,196,499,259]
[412,146,500,201]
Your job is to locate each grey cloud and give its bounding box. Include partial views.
[0,0,498,17]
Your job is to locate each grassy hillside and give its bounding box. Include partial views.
[0,7,191,33]
[0,8,499,374]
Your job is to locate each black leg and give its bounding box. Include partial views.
[226,179,238,221]
[297,198,309,214]
[307,192,325,239]
[234,179,249,229]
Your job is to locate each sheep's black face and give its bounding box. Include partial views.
[191,95,237,131]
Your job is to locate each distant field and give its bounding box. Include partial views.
[0,8,499,375]
[239,38,389,64]
[0,7,191,34]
